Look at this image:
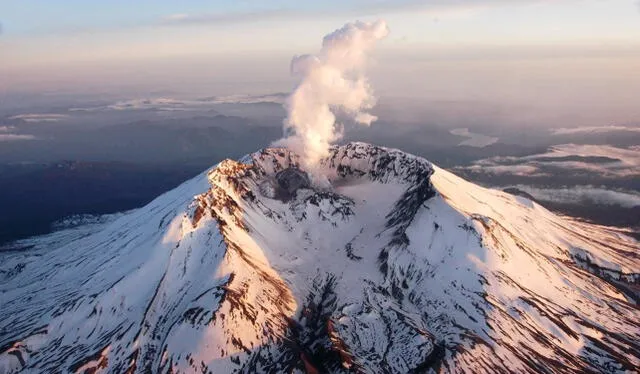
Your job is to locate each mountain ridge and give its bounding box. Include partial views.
[1,142,638,373]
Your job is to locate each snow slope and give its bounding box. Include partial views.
[1,142,638,373]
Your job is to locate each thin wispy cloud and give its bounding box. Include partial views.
[462,164,543,176]
[551,125,640,135]
[0,134,36,141]
[155,0,538,28]
[163,14,189,22]
[9,114,68,123]
[461,144,640,178]
[158,9,301,27]
[505,185,640,208]
[70,94,286,112]
[0,124,36,141]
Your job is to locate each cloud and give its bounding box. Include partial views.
[9,114,68,123]
[0,134,36,141]
[201,93,287,105]
[273,20,389,171]
[505,185,640,208]
[463,164,542,176]
[450,128,499,147]
[526,144,640,177]
[156,0,538,28]
[158,9,300,27]
[0,125,36,141]
[551,125,640,135]
[462,144,640,178]
[164,14,190,22]
[71,98,187,112]
[2,0,547,38]
[70,94,286,112]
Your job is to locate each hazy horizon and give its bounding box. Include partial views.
[2,0,640,129]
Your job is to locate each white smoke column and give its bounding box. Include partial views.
[274,20,389,171]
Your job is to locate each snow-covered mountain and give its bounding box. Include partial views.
[1,142,638,373]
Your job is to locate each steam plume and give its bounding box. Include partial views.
[274,20,389,170]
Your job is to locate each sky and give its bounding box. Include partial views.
[3,1,639,58]
[1,0,639,124]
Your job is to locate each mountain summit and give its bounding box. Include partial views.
[1,143,638,373]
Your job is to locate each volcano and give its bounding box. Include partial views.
[1,142,638,373]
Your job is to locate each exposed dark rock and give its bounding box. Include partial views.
[275,167,311,198]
